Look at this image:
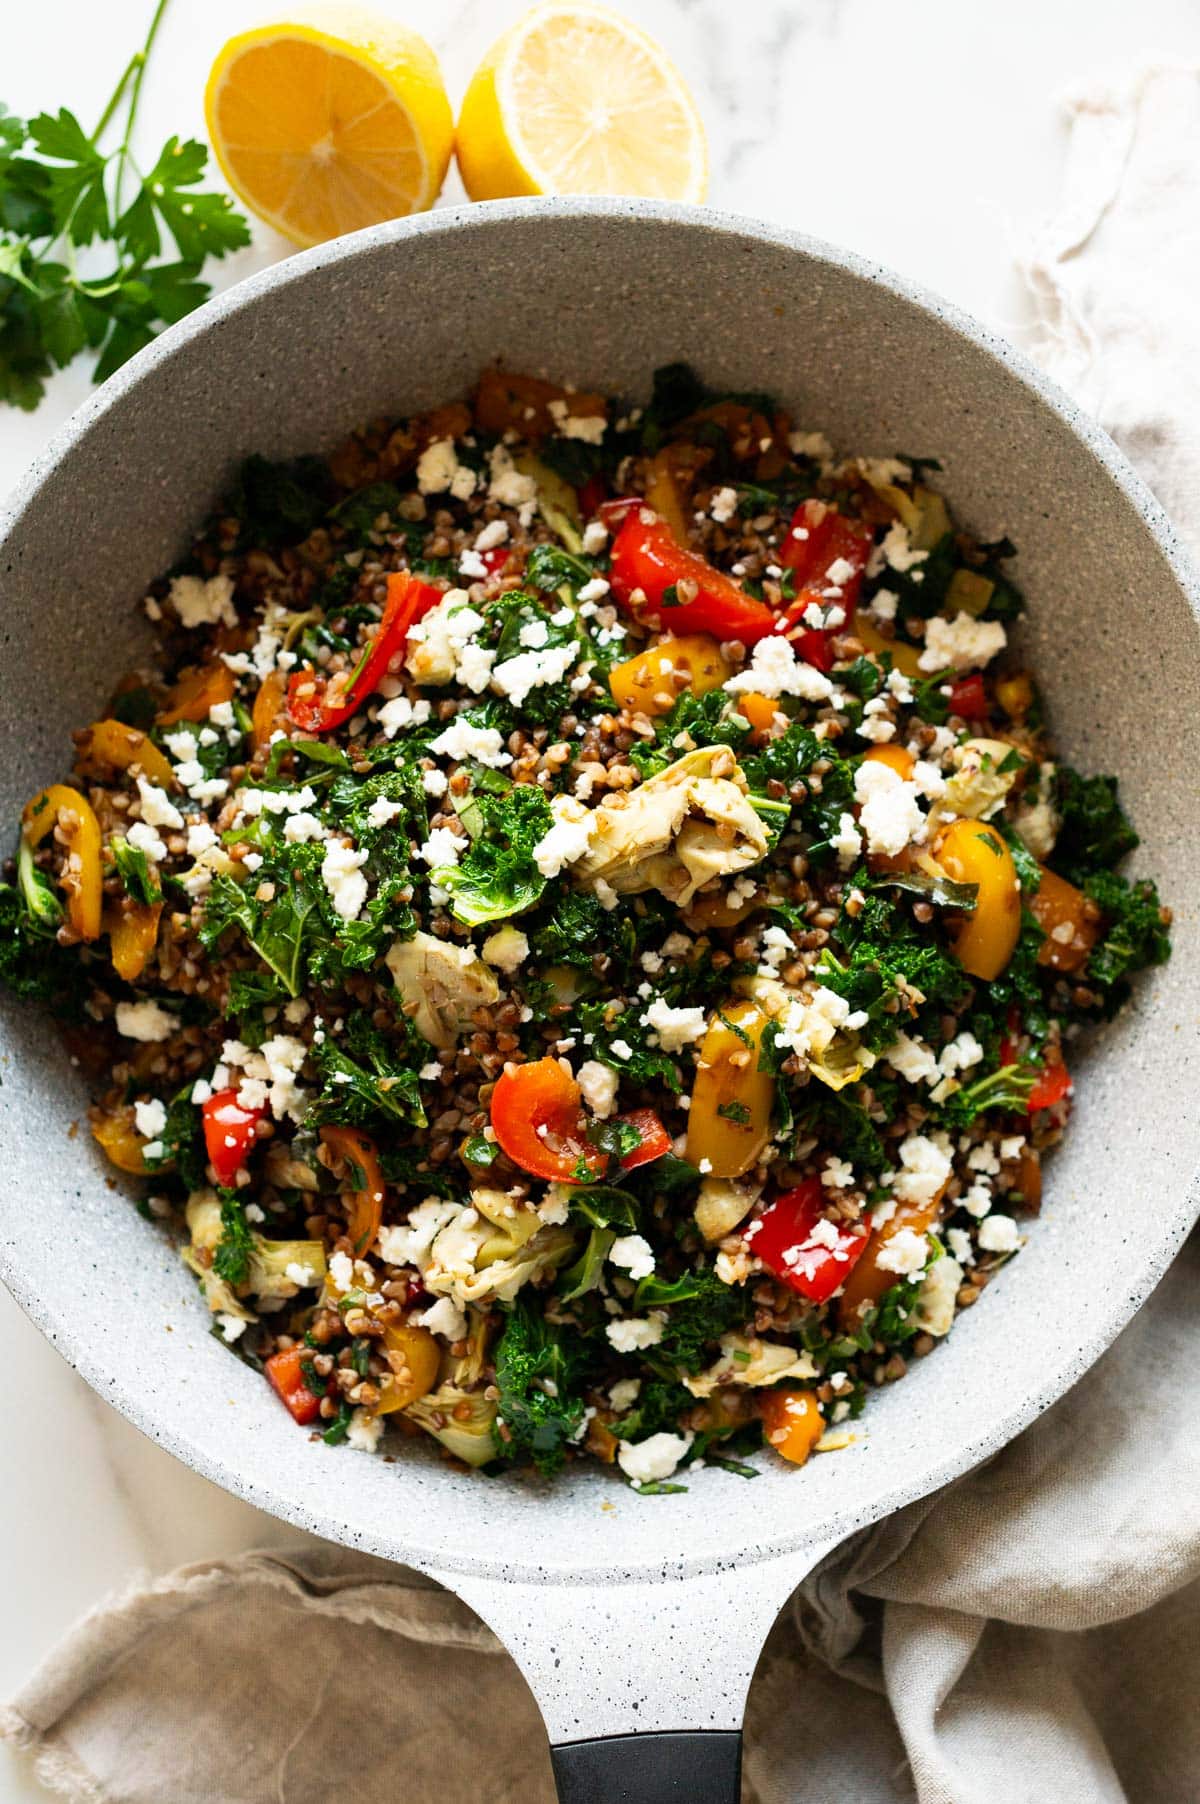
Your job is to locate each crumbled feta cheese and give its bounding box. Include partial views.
[136,776,183,831]
[608,1378,641,1413]
[417,1295,469,1341]
[978,1213,1020,1254]
[366,796,405,829]
[609,1234,656,1281]
[919,612,1007,673]
[491,641,578,708]
[133,1098,167,1139]
[879,522,929,575]
[725,634,833,702]
[892,1132,953,1207]
[284,1261,319,1289]
[884,1033,939,1085]
[377,695,434,738]
[449,463,478,502]
[419,826,462,868]
[967,1141,1001,1174]
[609,1038,634,1061]
[582,521,608,555]
[458,548,488,581]
[547,399,607,443]
[946,1227,976,1266]
[328,1250,355,1292]
[776,985,867,1061]
[876,1226,931,1276]
[532,794,596,878]
[519,618,550,649]
[115,1000,176,1042]
[617,1431,692,1485]
[914,1254,965,1336]
[321,839,369,920]
[962,1178,993,1219]
[709,486,739,524]
[537,1183,573,1226]
[831,811,863,871]
[163,728,199,762]
[938,1032,985,1078]
[642,998,707,1053]
[126,819,168,862]
[283,811,326,844]
[789,430,833,461]
[481,925,529,972]
[186,822,218,857]
[415,438,460,495]
[474,519,509,552]
[378,1199,461,1267]
[821,1155,855,1191]
[422,767,449,798]
[853,759,925,856]
[429,717,511,768]
[577,1059,619,1119]
[576,576,610,604]
[216,1313,247,1343]
[169,573,237,630]
[346,1409,384,1453]
[758,924,794,971]
[605,1315,665,1353]
[487,444,538,515]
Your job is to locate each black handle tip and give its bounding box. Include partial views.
[551,1730,742,1803]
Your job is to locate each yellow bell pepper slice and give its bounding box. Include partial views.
[685,999,775,1179]
[935,818,1021,982]
[75,718,176,788]
[609,634,730,718]
[21,784,103,941]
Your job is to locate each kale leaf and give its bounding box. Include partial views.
[212,1187,254,1287]
[435,781,552,926]
[227,452,333,547]
[494,1295,592,1475]
[1053,768,1139,880]
[306,1011,425,1129]
[0,882,82,1017]
[634,1264,747,1373]
[1082,871,1170,1003]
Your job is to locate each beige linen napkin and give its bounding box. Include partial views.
[5,65,1200,1804]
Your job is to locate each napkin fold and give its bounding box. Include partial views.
[5,64,1200,1804]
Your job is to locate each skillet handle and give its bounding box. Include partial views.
[551,1729,742,1803]
[432,1540,837,1769]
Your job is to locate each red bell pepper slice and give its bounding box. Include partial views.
[490,1058,607,1183]
[287,570,443,733]
[947,673,989,720]
[202,1087,267,1186]
[1027,1060,1072,1114]
[776,501,875,669]
[745,1177,870,1304]
[265,1347,324,1427]
[617,1107,672,1172]
[780,500,873,603]
[608,506,780,646]
[597,495,644,533]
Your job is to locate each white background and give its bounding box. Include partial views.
[3,1,1200,1796]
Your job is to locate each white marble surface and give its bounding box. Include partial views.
[3,1,1199,1796]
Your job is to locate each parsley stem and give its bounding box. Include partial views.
[91,51,143,145]
[112,0,172,215]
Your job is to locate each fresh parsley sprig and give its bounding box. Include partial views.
[0,0,250,409]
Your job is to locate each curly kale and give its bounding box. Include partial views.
[494,1295,593,1475]
[1053,768,1139,880]
[0,882,82,1018]
[634,1264,747,1374]
[1081,871,1170,1004]
[434,781,553,927]
[307,1011,425,1129]
[212,1188,254,1288]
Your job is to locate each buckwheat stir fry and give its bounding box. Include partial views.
[0,365,1170,1491]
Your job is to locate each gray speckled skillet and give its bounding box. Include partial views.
[2,199,1198,1803]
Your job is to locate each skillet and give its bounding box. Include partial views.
[2,199,1198,1803]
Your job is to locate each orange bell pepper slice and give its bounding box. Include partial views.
[157,660,236,725]
[320,1124,388,1255]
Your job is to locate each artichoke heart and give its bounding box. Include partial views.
[685,1332,818,1398]
[386,930,500,1050]
[573,748,769,907]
